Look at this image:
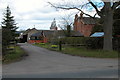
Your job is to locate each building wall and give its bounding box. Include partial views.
[20,28,38,43]
[73,15,94,37]
[80,24,94,37]
[28,37,47,43]
[27,29,38,41]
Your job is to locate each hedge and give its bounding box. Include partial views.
[60,37,89,46]
[60,37,119,50]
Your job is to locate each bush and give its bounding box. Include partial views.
[51,45,58,48]
[113,37,120,51]
[59,37,120,50]
[60,37,89,46]
[86,37,120,50]
[86,37,103,49]
[50,38,59,45]
[60,37,103,49]
[39,43,45,45]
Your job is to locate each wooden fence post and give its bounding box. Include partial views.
[59,40,62,51]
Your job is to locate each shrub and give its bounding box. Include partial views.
[86,37,103,49]
[59,37,120,50]
[51,45,58,48]
[50,38,59,45]
[60,37,89,46]
[113,37,120,51]
[39,43,45,45]
[86,37,120,50]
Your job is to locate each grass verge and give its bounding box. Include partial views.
[3,45,28,64]
[62,47,118,58]
[33,43,118,58]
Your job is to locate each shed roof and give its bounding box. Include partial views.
[90,32,104,37]
[31,30,55,37]
[31,30,83,37]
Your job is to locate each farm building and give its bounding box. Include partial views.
[73,12,98,37]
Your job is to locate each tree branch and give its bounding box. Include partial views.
[93,13,97,17]
[112,1,120,10]
[48,2,95,18]
[88,0,102,17]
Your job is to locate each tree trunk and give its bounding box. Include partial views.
[103,3,113,51]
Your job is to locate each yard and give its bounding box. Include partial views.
[33,43,119,58]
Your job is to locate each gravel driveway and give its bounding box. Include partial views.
[3,43,118,78]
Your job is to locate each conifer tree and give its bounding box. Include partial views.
[1,6,18,54]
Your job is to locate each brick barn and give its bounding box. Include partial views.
[73,13,97,37]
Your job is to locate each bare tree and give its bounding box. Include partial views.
[48,0,120,51]
[58,13,74,29]
[58,13,74,37]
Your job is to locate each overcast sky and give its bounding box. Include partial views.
[0,0,103,31]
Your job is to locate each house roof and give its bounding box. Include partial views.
[31,30,83,37]
[31,30,55,37]
[31,32,42,37]
[23,28,38,35]
[90,32,104,37]
[78,17,98,25]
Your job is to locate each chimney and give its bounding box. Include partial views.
[80,12,83,19]
[75,14,78,20]
[55,27,57,30]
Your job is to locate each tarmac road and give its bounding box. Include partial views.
[2,43,118,78]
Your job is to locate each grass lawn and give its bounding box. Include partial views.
[33,43,119,58]
[3,45,28,64]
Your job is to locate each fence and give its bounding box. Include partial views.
[59,37,120,50]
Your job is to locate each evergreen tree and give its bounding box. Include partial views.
[1,6,18,54]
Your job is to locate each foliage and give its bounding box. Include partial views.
[86,37,103,49]
[60,37,103,49]
[113,7,120,36]
[60,37,119,50]
[86,37,120,51]
[113,37,120,51]
[1,6,18,55]
[60,37,89,45]
[2,28,12,54]
[39,43,45,45]
[49,38,60,45]
[66,25,71,37]
[91,19,103,35]
[51,45,58,48]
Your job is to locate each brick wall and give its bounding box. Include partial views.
[73,14,95,37]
